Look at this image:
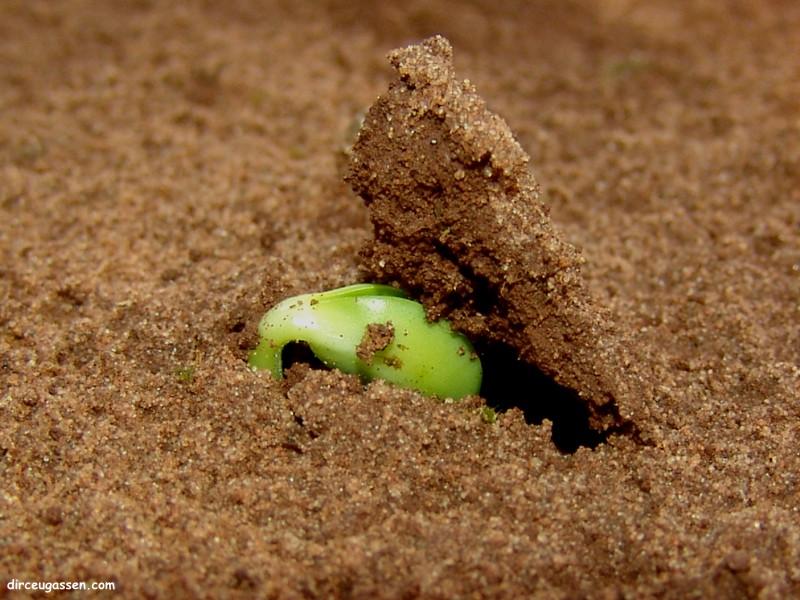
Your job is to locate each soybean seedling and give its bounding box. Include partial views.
[248,283,482,399]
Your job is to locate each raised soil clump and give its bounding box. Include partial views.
[348,36,649,438]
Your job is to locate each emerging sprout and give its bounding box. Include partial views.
[248,283,482,399]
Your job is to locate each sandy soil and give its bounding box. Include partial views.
[1,1,798,598]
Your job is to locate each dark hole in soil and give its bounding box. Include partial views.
[282,341,327,372]
[478,341,605,453]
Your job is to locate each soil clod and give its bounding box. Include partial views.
[347,36,649,438]
[356,321,395,365]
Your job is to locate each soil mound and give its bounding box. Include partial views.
[348,36,650,438]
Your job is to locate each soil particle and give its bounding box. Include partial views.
[348,36,649,437]
[356,321,396,365]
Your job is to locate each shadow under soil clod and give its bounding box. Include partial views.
[478,342,606,453]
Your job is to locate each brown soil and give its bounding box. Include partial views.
[1,1,798,598]
[357,322,395,366]
[349,35,647,440]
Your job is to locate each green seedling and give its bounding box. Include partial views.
[248,283,482,399]
[175,365,195,384]
[479,406,498,424]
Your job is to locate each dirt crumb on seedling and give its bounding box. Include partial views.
[356,321,395,365]
[347,35,652,438]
